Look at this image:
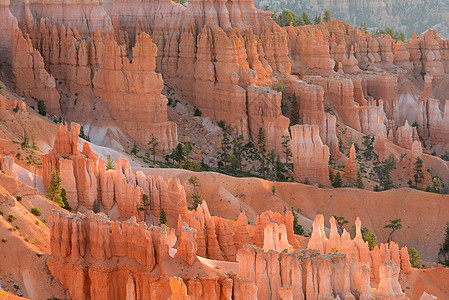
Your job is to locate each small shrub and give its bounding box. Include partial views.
[16,153,21,160]
[1,238,7,243]
[271,185,277,195]
[0,209,4,216]
[218,120,226,129]
[409,248,422,268]
[31,207,41,216]
[194,108,202,117]
[16,196,22,201]
[35,220,40,225]
[15,225,20,230]
[138,207,144,211]
[13,105,19,113]
[7,214,16,222]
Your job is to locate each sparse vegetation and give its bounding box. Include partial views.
[271,185,277,195]
[352,225,377,250]
[31,207,41,216]
[7,214,16,222]
[1,238,7,243]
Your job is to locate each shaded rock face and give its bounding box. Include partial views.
[42,123,186,224]
[290,125,330,186]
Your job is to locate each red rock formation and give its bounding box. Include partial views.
[176,222,198,266]
[92,32,177,153]
[345,143,358,184]
[0,1,60,115]
[48,209,257,299]
[237,244,365,300]
[42,123,186,224]
[291,125,330,185]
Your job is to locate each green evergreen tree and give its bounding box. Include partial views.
[292,207,305,235]
[61,188,71,211]
[79,126,90,142]
[297,17,305,26]
[131,143,140,156]
[257,128,267,177]
[218,131,232,168]
[148,134,159,164]
[408,248,422,268]
[278,10,298,27]
[290,93,299,125]
[160,209,168,226]
[323,10,332,22]
[106,155,115,170]
[301,12,311,25]
[38,100,46,116]
[47,168,63,206]
[439,223,449,266]
[314,15,322,25]
[413,157,425,187]
[384,218,402,243]
[333,171,343,188]
[281,135,292,164]
[352,225,377,250]
[356,171,365,189]
[188,176,202,209]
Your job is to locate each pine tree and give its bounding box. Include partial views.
[356,171,365,189]
[61,188,71,211]
[333,171,343,188]
[323,10,332,22]
[297,17,305,26]
[106,154,115,170]
[314,15,322,25]
[384,219,402,243]
[292,207,305,235]
[413,157,424,187]
[160,209,168,226]
[352,225,377,250]
[79,126,90,142]
[290,93,299,125]
[38,100,46,116]
[131,143,140,156]
[188,176,202,209]
[439,223,449,266]
[148,134,159,164]
[257,128,267,177]
[219,131,232,168]
[302,12,311,25]
[281,135,292,164]
[47,168,63,206]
